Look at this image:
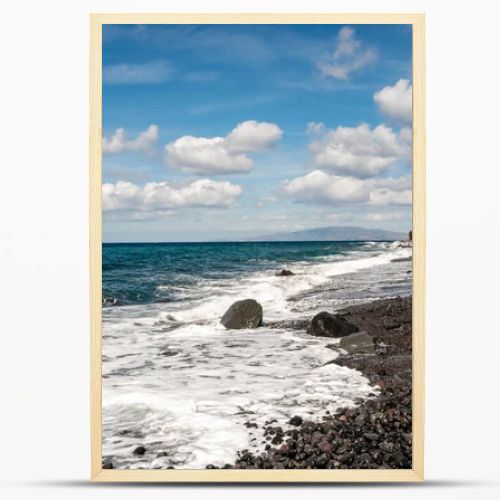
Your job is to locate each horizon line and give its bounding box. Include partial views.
[102,238,407,245]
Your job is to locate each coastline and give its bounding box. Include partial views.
[102,242,412,470]
[224,296,412,470]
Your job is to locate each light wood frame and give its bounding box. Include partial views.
[90,13,425,483]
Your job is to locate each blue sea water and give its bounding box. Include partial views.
[101,240,412,469]
[103,241,401,306]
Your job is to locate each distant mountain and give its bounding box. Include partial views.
[247,226,407,242]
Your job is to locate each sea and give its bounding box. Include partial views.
[102,240,412,469]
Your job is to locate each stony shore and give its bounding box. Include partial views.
[217,296,413,470]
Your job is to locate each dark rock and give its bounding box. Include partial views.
[102,460,113,469]
[317,440,333,454]
[266,318,309,330]
[391,450,411,468]
[102,297,121,306]
[391,256,412,263]
[379,441,395,452]
[276,269,295,276]
[288,415,303,426]
[156,451,168,458]
[159,348,179,357]
[133,446,146,455]
[220,299,263,329]
[339,331,374,354]
[307,312,359,338]
[316,453,329,468]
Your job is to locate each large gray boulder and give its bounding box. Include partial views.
[220,299,263,329]
[307,312,359,338]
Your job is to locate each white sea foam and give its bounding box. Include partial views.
[102,242,411,469]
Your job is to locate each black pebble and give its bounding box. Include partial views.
[288,415,303,426]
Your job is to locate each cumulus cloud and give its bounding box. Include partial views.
[165,120,283,174]
[166,136,252,174]
[224,120,283,153]
[374,79,413,123]
[283,170,411,206]
[103,125,158,156]
[399,126,413,146]
[102,179,242,212]
[103,61,172,84]
[309,123,410,178]
[318,26,377,80]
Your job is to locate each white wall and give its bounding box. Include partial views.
[1,1,499,499]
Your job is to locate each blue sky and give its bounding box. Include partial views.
[102,24,412,242]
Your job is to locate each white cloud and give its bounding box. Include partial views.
[103,61,172,84]
[365,212,405,221]
[309,123,410,178]
[166,136,252,174]
[318,26,377,80]
[284,170,411,206]
[399,126,413,146]
[103,179,242,212]
[369,188,412,205]
[103,125,158,156]
[374,79,413,123]
[224,120,282,153]
[165,120,283,174]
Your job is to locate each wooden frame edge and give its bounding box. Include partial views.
[93,468,423,483]
[411,13,426,482]
[90,13,103,481]
[89,12,426,483]
[89,12,425,25]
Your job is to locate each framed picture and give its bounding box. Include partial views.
[90,13,425,482]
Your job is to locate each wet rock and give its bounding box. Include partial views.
[266,318,309,330]
[391,256,412,263]
[102,297,121,307]
[288,415,303,426]
[339,331,374,354]
[133,446,146,455]
[276,269,295,276]
[307,312,359,338]
[220,299,263,329]
[159,348,179,357]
